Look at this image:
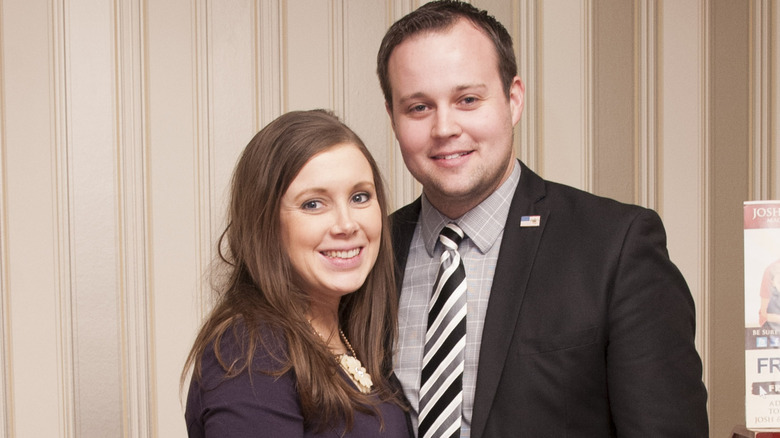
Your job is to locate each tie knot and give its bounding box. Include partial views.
[439,223,464,250]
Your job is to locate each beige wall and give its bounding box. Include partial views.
[0,0,776,436]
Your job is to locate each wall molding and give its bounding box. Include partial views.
[51,0,76,436]
[516,0,538,170]
[583,0,594,192]
[256,1,283,127]
[387,0,419,209]
[330,0,345,117]
[700,0,712,396]
[637,0,658,209]
[114,0,153,436]
[750,0,772,200]
[0,0,12,433]
[193,0,215,320]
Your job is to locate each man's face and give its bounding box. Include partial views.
[386,19,524,218]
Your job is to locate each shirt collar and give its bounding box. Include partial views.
[420,161,521,256]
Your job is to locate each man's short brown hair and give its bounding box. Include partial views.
[376,0,518,110]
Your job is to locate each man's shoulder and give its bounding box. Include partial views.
[390,198,422,231]
[390,198,421,219]
[538,177,649,219]
[515,161,649,219]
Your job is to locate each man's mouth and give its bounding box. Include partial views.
[435,151,471,160]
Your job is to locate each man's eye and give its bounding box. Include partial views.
[410,104,427,112]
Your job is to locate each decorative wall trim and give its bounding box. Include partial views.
[517,0,538,170]
[583,0,594,192]
[194,0,214,319]
[330,0,345,117]
[387,0,419,209]
[281,1,290,114]
[637,0,658,209]
[256,1,283,127]
[0,0,12,434]
[50,0,76,436]
[750,0,772,200]
[114,0,153,436]
[700,0,712,392]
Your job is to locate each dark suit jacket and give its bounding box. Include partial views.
[391,161,708,437]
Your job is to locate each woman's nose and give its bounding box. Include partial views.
[332,206,359,235]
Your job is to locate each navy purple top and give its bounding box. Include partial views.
[185,326,411,437]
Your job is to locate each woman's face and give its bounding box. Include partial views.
[279,143,382,307]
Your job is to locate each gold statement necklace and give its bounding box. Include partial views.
[309,320,373,394]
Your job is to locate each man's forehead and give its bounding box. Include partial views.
[394,18,482,49]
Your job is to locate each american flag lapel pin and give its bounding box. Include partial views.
[520,215,541,227]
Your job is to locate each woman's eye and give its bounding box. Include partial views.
[301,200,322,210]
[352,193,371,204]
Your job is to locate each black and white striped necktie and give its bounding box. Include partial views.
[418,223,467,438]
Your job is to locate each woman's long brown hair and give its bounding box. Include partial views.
[181,109,402,432]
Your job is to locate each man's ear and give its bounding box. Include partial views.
[509,76,525,126]
[385,100,396,131]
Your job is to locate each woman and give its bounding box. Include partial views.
[183,109,410,437]
[759,261,780,330]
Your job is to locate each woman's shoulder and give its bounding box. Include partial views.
[203,318,289,377]
[186,319,304,436]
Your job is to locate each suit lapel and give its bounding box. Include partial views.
[390,198,422,293]
[471,162,548,438]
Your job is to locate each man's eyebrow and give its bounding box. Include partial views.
[452,83,488,92]
[396,92,428,105]
[397,83,489,104]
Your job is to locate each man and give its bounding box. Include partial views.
[377,1,708,437]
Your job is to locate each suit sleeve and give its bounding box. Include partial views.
[185,337,304,438]
[606,209,708,437]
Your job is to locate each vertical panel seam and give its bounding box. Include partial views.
[0,0,14,433]
[516,0,538,171]
[701,0,712,395]
[257,1,283,127]
[583,0,594,192]
[50,0,77,436]
[115,0,154,435]
[387,0,418,210]
[636,0,658,210]
[193,0,213,323]
[751,0,771,201]
[330,0,345,118]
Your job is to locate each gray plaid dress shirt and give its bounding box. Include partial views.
[395,161,520,437]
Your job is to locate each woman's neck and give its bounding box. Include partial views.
[306,308,347,355]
